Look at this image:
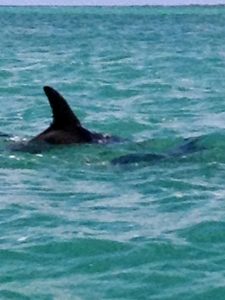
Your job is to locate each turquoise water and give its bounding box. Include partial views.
[1,5,225,299]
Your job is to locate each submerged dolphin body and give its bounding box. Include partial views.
[111,136,202,165]
[30,86,121,145]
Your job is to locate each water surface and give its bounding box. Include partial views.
[1,5,225,300]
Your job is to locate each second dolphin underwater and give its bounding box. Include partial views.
[8,86,201,163]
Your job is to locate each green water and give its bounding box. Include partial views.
[1,5,225,299]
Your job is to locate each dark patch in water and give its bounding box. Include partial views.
[111,136,202,165]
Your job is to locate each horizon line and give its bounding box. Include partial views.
[0,3,225,6]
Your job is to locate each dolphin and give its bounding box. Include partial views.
[6,86,122,153]
[5,86,203,160]
[29,86,122,146]
[111,136,202,165]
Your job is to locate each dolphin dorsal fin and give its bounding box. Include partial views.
[43,86,81,130]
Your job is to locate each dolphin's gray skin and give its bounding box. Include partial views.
[0,132,11,138]
[29,86,121,146]
[111,153,166,165]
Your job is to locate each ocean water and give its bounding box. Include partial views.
[1,5,225,299]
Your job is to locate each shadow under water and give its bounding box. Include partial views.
[111,136,203,165]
